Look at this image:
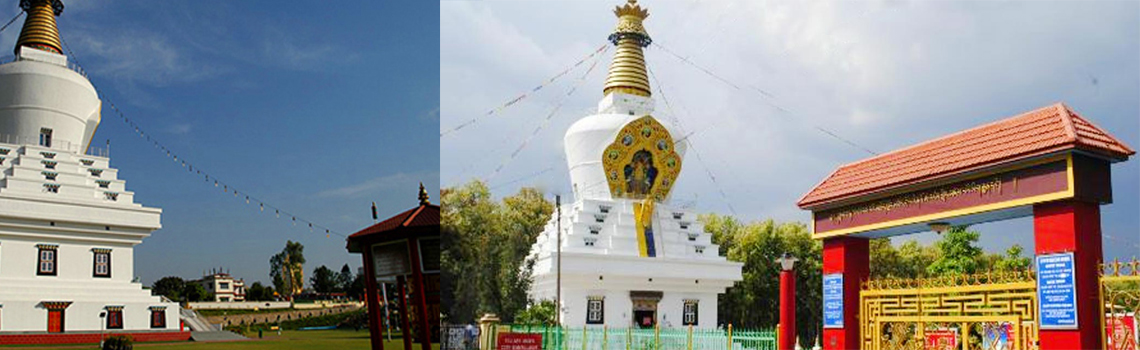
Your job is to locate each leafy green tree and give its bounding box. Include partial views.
[898,240,939,277]
[310,265,339,293]
[926,226,983,276]
[270,240,306,299]
[703,214,821,346]
[348,272,366,300]
[337,264,354,293]
[441,181,553,324]
[151,276,185,301]
[992,244,1031,272]
[183,283,211,302]
[247,282,265,301]
[514,300,557,326]
[871,239,941,278]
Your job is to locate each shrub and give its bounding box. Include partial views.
[103,335,133,350]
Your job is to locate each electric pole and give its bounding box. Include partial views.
[555,194,561,326]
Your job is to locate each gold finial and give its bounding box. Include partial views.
[418,182,430,205]
[15,0,64,55]
[603,0,652,97]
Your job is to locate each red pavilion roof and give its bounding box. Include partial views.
[348,204,439,240]
[798,103,1134,209]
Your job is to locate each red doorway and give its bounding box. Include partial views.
[47,310,64,333]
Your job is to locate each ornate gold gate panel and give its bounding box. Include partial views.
[1101,258,1140,350]
[861,272,1039,350]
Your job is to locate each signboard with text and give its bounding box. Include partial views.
[823,273,844,328]
[372,240,411,279]
[1036,252,1078,329]
[925,328,959,350]
[497,333,542,350]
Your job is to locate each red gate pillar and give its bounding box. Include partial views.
[1034,200,1104,350]
[822,236,868,350]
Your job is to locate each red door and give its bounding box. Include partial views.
[47,310,64,333]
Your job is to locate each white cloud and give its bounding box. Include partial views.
[165,123,192,135]
[317,171,439,199]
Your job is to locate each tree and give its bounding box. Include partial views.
[247,282,266,301]
[514,300,557,326]
[337,264,354,293]
[441,181,553,324]
[703,214,822,346]
[871,239,940,279]
[992,244,1031,272]
[151,276,185,301]
[270,240,306,299]
[927,226,983,276]
[347,272,366,300]
[183,283,211,302]
[311,265,339,293]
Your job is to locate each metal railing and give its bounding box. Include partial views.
[0,134,109,158]
[0,53,88,78]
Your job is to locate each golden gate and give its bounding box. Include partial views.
[860,271,1039,350]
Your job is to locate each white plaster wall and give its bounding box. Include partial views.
[0,50,100,153]
[0,301,179,332]
[0,237,133,282]
[556,287,720,329]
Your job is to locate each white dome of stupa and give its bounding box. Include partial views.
[0,0,100,154]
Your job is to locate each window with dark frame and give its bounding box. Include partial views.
[150,308,166,328]
[93,249,111,278]
[586,298,604,324]
[106,308,123,329]
[683,300,698,326]
[37,245,57,276]
[39,128,52,148]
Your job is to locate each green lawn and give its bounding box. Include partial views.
[0,330,440,350]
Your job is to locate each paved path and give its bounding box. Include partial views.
[189,331,248,342]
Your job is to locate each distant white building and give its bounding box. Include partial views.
[528,0,742,329]
[0,0,180,338]
[191,271,246,302]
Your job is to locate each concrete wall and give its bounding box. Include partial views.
[204,305,362,327]
[189,301,291,310]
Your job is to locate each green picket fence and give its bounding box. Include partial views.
[503,325,776,350]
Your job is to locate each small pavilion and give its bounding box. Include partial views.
[347,184,440,350]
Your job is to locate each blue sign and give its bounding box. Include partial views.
[1036,252,1078,329]
[823,273,844,328]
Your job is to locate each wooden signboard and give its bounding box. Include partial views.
[371,240,411,279]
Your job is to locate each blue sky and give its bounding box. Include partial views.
[0,1,440,286]
[441,1,1139,261]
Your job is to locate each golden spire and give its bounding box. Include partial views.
[418,182,431,205]
[15,0,64,55]
[603,0,652,98]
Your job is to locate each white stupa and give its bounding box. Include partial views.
[0,0,179,337]
[528,0,742,329]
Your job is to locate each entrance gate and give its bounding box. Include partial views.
[1101,258,1140,350]
[798,104,1135,349]
[860,272,1039,350]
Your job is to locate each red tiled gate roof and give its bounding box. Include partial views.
[798,103,1134,208]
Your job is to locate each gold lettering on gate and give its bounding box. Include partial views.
[828,178,1004,224]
